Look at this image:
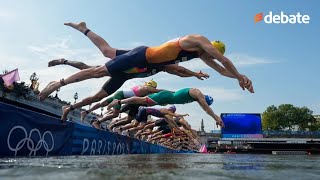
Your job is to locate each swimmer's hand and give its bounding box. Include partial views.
[173,128,184,135]
[196,71,210,80]
[215,116,224,128]
[173,113,189,118]
[238,75,254,93]
[176,113,189,117]
[107,99,119,110]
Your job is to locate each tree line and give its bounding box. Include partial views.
[262,104,320,131]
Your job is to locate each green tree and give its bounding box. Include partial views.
[262,104,318,131]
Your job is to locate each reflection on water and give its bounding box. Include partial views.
[0,154,319,180]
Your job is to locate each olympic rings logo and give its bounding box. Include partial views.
[7,126,54,156]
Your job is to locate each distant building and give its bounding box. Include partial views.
[197,119,221,146]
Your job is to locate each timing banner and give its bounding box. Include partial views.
[0,102,186,157]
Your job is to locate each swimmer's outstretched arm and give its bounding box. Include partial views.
[141,129,157,136]
[198,98,224,128]
[190,129,199,139]
[195,36,254,93]
[80,98,111,122]
[160,109,188,118]
[135,126,153,137]
[196,36,242,79]
[190,89,224,128]
[163,115,182,132]
[200,55,254,93]
[107,97,149,110]
[164,64,210,80]
[179,128,195,142]
[200,56,237,78]
[120,97,147,105]
[141,123,155,131]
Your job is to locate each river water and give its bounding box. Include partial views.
[0,154,319,180]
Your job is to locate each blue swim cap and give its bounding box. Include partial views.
[205,95,214,106]
[168,105,176,112]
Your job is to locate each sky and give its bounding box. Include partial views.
[0,0,319,132]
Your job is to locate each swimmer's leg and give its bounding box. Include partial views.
[64,22,117,59]
[61,89,109,120]
[39,65,109,101]
[48,58,94,70]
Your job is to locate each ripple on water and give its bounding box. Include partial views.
[0,154,319,180]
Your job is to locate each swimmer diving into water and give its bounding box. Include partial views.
[39,22,254,102]
[107,88,224,127]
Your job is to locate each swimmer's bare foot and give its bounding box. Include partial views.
[61,106,71,121]
[64,22,88,33]
[107,124,113,131]
[80,111,88,123]
[123,130,130,137]
[39,81,62,101]
[48,58,67,67]
[134,133,139,139]
[114,127,121,134]
[92,121,101,129]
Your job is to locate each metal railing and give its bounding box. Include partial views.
[263,131,320,138]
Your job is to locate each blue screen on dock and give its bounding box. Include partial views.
[220,113,263,138]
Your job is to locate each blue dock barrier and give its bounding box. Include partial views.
[0,102,192,157]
